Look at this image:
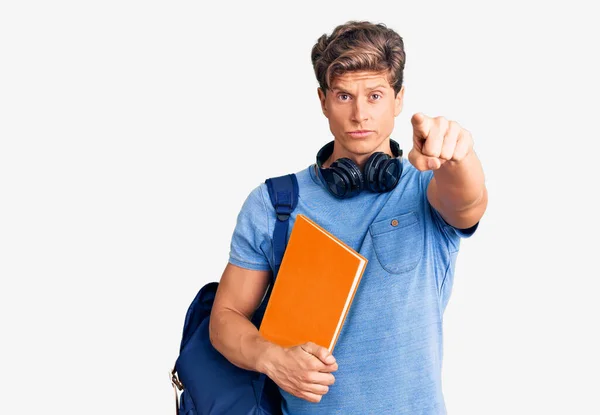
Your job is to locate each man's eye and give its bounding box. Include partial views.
[371,94,381,100]
[338,94,350,101]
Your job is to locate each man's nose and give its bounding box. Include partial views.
[351,99,369,123]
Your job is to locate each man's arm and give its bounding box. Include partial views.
[427,149,487,229]
[209,262,338,403]
[408,113,487,229]
[209,263,277,373]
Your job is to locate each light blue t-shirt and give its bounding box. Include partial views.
[228,158,478,415]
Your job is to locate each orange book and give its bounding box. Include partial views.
[258,214,368,353]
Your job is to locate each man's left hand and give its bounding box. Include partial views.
[408,112,474,171]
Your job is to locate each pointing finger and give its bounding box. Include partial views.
[411,112,432,140]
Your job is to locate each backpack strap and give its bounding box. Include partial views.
[265,174,299,270]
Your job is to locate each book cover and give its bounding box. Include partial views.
[258,214,368,353]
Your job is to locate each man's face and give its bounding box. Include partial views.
[318,70,404,159]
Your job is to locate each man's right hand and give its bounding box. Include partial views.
[261,341,338,403]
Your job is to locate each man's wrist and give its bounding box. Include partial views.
[255,339,281,376]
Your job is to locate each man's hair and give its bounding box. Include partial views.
[311,21,406,96]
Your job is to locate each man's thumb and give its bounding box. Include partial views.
[408,149,428,171]
[301,342,336,364]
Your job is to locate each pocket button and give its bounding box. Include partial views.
[391,219,399,227]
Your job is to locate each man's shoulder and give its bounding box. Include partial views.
[243,165,312,211]
[263,164,317,199]
[263,165,313,184]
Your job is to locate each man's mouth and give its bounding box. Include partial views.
[348,130,374,138]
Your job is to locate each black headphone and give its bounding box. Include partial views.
[315,139,404,199]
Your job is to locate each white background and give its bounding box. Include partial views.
[1,1,598,414]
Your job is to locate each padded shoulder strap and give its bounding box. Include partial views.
[265,174,299,270]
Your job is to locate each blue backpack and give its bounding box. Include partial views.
[171,174,299,415]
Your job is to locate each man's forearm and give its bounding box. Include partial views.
[209,308,279,374]
[428,149,487,228]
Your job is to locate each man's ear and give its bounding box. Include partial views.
[394,85,405,117]
[318,87,328,118]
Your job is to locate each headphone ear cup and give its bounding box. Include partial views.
[363,152,380,189]
[364,152,388,192]
[334,158,364,197]
[377,158,403,192]
[326,158,361,198]
[325,163,352,198]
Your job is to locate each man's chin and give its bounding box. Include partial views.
[340,136,386,155]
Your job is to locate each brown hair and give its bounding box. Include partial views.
[311,21,406,96]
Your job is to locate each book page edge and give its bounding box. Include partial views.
[328,257,367,352]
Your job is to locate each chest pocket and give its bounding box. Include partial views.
[369,211,423,274]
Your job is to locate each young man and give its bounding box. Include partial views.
[209,21,487,414]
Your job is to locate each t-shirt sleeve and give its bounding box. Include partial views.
[420,170,479,252]
[228,184,273,271]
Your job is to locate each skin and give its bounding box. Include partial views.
[210,70,487,404]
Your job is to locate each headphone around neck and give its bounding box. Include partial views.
[315,139,404,199]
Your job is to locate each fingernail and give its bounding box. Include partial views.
[326,355,336,364]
